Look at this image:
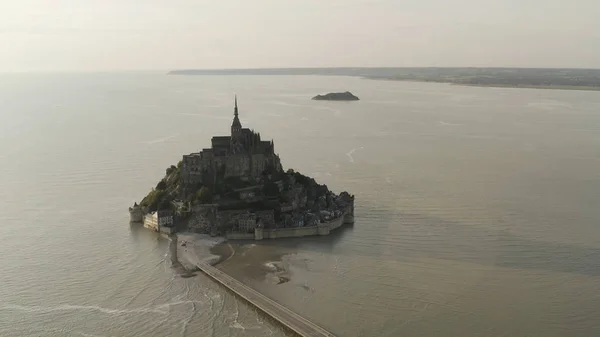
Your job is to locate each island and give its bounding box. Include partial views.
[129,96,355,240]
[312,91,360,101]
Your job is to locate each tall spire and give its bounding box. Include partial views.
[231,94,242,131]
[234,95,238,117]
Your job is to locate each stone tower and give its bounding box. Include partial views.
[129,202,144,222]
[231,95,242,137]
[230,95,244,153]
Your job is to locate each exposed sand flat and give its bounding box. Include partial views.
[215,241,298,287]
[175,232,226,269]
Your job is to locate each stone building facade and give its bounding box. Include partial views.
[255,210,276,227]
[143,210,174,232]
[186,204,218,233]
[180,97,283,197]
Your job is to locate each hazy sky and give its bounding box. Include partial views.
[1,0,600,71]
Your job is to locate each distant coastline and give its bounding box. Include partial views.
[457,84,600,91]
[168,67,600,92]
[361,76,600,92]
[362,76,600,92]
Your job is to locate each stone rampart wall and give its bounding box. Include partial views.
[227,209,351,240]
[260,225,320,239]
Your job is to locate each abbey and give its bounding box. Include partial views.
[131,96,355,239]
[180,97,283,196]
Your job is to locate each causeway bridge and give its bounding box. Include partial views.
[196,262,336,337]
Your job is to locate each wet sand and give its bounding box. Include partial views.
[171,234,300,337]
[172,231,304,292]
[211,240,308,289]
[174,232,226,272]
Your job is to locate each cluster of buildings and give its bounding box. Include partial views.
[179,187,354,237]
[129,97,354,239]
[179,96,282,197]
[129,203,175,234]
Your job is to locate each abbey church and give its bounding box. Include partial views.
[180,97,283,195]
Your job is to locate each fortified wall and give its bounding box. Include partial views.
[226,203,354,241]
[128,203,147,222]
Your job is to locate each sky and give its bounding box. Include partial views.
[1,0,600,71]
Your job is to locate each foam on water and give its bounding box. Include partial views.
[346,147,364,163]
[139,134,180,144]
[438,121,463,126]
[1,303,168,315]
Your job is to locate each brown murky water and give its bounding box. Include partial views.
[1,73,599,336]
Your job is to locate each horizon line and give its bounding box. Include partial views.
[2,66,600,74]
[170,66,600,71]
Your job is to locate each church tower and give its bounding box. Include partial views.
[231,95,242,137]
[230,95,244,154]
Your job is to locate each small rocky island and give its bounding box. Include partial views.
[312,91,359,101]
[129,96,354,240]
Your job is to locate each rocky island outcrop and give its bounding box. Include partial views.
[129,96,355,240]
[312,91,359,101]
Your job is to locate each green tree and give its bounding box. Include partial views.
[166,165,177,175]
[156,180,167,190]
[293,172,311,187]
[195,186,212,204]
[141,188,167,212]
